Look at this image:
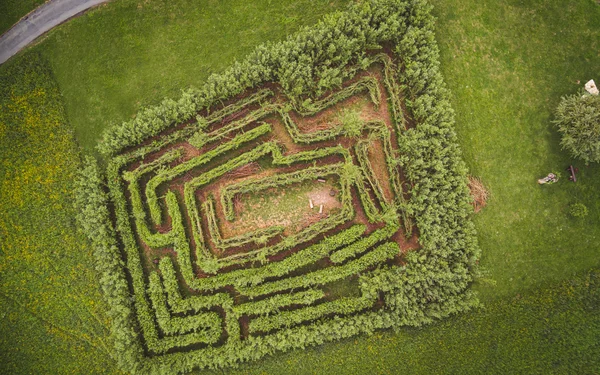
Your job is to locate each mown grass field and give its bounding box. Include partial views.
[434,0,600,302]
[0,0,599,373]
[0,53,118,374]
[0,0,46,35]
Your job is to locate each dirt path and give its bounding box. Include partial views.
[0,0,111,64]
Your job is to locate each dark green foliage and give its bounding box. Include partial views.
[74,156,143,373]
[554,92,600,164]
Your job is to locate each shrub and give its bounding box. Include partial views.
[569,202,588,218]
[340,109,364,137]
[554,92,600,164]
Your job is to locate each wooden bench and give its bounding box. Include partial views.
[567,165,578,182]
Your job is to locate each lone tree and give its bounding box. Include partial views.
[554,92,600,164]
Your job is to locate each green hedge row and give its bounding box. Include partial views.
[294,75,381,116]
[249,294,375,334]
[163,224,366,294]
[146,123,272,225]
[329,222,399,264]
[75,156,143,372]
[148,272,221,338]
[181,142,355,270]
[232,289,325,317]
[158,258,233,314]
[240,241,400,297]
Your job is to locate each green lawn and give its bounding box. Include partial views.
[1,0,599,373]
[432,0,600,301]
[0,0,46,35]
[0,53,118,374]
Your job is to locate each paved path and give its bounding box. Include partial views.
[0,0,111,64]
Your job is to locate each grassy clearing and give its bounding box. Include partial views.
[232,177,340,235]
[431,0,600,301]
[0,53,117,374]
[0,0,46,35]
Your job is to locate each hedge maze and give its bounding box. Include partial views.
[114,53,410,351]
[76,1,480,373]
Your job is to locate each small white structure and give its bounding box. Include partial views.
[584,79,599,95]
[309,199,314,209]
[319,204,323,214]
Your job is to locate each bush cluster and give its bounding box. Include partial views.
[554,92,600,164]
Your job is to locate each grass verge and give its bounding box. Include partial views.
[0,0,46,35]
[0,52,118,374]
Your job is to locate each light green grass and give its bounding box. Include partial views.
[0,53,118,374]
[432,0,600,301]
[0,0,46,35]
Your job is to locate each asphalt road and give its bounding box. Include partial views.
[0,0,111,64]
